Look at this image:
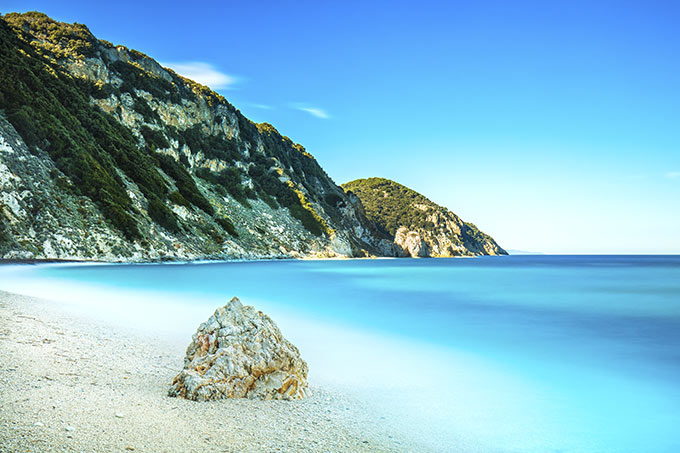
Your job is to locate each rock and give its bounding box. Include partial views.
[394,227,430,258]
[169,297,309,401]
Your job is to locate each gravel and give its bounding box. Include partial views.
[0,291,413,452]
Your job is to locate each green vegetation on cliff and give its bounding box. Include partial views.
[342,177,506,256]
[0,14,148,239]
[1,11,502,260]
[0,11,331,241]
[342,178,438,236]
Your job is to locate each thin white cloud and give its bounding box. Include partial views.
[160,61,237,89]
[666,171,680,179]
[249,103,274,110]
[290,103,330,119]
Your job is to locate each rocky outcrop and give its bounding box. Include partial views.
[0,115,136,260]
[342,178,507,257]
[169,297,309,401]
[394,227,430,257]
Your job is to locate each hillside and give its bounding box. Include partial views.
[342,178,506,257]
[0,12,397,261]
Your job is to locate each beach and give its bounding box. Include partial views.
[0,290,406,452]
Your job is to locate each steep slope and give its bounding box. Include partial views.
[342,178,506,257]
[0,12,396,261]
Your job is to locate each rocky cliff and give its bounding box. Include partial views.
[0,12,396,261]
[342,178,507,257]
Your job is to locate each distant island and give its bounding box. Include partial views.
[0,12,504,262]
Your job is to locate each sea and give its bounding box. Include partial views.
[1,255,679,452]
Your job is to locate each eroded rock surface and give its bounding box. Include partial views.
[169,297,309,401]
[394,227,430,257]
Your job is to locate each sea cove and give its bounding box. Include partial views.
[2,255,679,452]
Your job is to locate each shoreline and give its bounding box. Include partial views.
[0,253,510,267]
[0,290,409,452]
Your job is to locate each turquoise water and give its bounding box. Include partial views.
[1,256,679,452]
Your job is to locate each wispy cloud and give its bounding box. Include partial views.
[290,103,330,119]
[249,103,274,110]
[666,171,680,179]
[160,61,237,89]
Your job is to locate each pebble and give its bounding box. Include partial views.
[1,292,405,453]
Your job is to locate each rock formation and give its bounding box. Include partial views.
[169,297,309,401]
[394,227,430,257]
[342,178,507,257]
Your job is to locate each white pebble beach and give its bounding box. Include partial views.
[0,290,416,452]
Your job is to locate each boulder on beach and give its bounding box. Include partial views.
[169,297,309,401]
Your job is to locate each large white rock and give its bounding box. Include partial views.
[169,297,309,401]
[394,227,430,257]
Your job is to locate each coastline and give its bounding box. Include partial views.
[0,252,507,267]
[0,290,408,452]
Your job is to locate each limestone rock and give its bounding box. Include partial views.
[169,297,309,401]
[394,227,430,257]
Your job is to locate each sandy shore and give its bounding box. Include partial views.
[0,290,409,452]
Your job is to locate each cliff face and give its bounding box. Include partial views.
[342,178,507,257]
[0,12,396,261]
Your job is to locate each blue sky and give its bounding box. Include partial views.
[3,0,679,253]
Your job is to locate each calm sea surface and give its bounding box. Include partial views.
[1,255,679,452]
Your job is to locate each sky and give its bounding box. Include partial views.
[2,0,679,253]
